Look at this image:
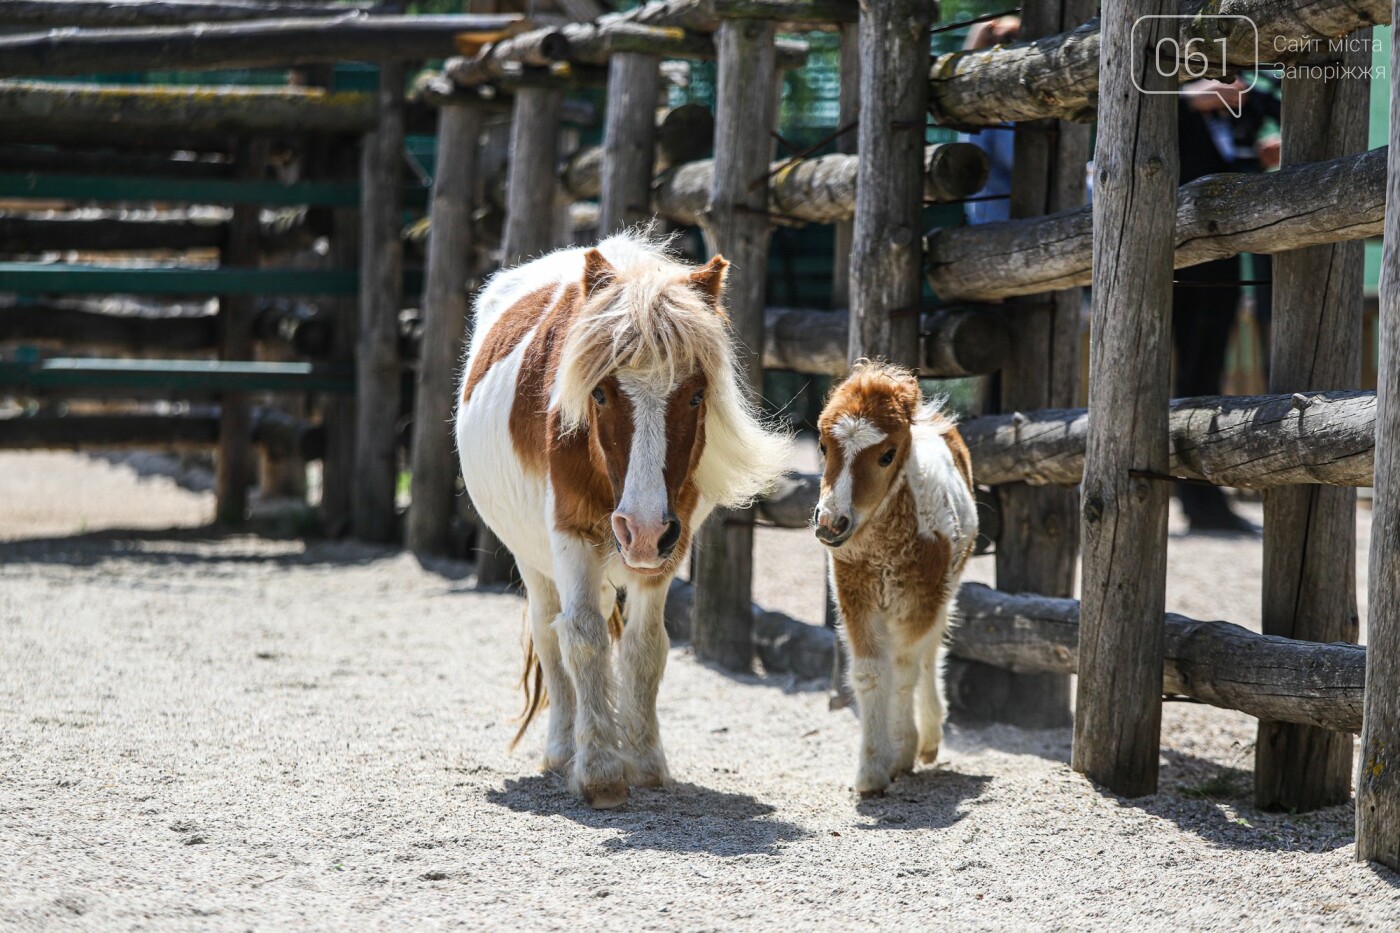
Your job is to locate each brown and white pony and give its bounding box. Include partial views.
[813,361,978,796]
[455,232,791,809]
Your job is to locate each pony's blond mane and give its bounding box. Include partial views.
[551,232,792,507]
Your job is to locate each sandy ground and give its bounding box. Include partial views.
[2,450,1397,931]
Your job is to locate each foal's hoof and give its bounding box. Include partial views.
[918,747,940,765]
[858,787,887,800]
[583,780,630,810]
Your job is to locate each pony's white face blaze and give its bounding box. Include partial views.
[816,414,886,546]
[591,368,706,575]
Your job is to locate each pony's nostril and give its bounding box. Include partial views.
[833,515,850,535]
[612,513,635,549]
[657,518,682,556]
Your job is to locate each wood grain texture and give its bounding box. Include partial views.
[961,391,1379,489]
[957,0,1092,730]
[926,1,1389,127]
[407,104,481,556]
[690,18,776,674]
[320,202,360,539]
[1357,0,1400,872]
[353,63,405,544]
[1256,33,1369,813]
[1072,0,1176,797]
[598,52,660,234]
[926,145,1387,303]
[847,0,933,368]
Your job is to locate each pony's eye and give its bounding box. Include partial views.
[879,448,896,467]
[690,389,704,408]
[818,443,827,458]
[591,387,606,406]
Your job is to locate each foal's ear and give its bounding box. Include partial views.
[582,248,616,296]
[687,255,729,309]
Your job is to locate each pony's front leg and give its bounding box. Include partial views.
[890,644,921,779]
[617,580,671,788]
[550,532,628,809]
[838,601,894,797]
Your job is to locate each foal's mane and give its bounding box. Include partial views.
[550,232,791,507]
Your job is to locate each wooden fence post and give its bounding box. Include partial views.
[321,194,359,537]
[599,51,660,234]
[477,81,561,584]
[949,0,1092,728]
[215,137,267,524]
[1356,5,1400,869]
[353,61,406,543]
[690,18,777,673]
[407,102,482,555]
[846,0,932,369]
[1256,33,1369,812]
[1070,0,1176,796]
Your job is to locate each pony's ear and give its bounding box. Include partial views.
[687,255,729,309]
[582,248,615,297]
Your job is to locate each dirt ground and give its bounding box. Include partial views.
[2,450,1397,931]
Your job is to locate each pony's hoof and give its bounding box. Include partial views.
[624,749,670,789]
[542,747,574,773]
[583,780,630,810]
[858,786,887,800]
[918,746,940,765]
[856,766,891,798]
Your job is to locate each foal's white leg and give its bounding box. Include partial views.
[517,564,573,772]
[890,642,921,778]
[916,602,951,765]
[616,580,671,788]
[550,531,628,809]
[845,616,895,797]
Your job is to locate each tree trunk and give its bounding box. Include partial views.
[927,1,1388,127]
[1072,0,1176,798]
[353,63,405,544]
[407,104,481,556]
[690,18,776,674]
[1256,34,1369,814]
[847,0,932,369]
[598,52,660,234]
[926,146,1386,303]
[1356,0,1400,873]
[0,14,522,78]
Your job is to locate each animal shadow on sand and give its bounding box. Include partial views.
[854,766,993,831]
[487,774,808,856]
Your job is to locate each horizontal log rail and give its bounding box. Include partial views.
[0,0,379,27]
[0,82,380,136]
[661,578,1365,732]
[928,0,1389,127]
[927,146,1384,302]
[960,391,1377,489]
[0,409,324,459]
[0,14,525,78]
[762,305,1008,378]
[561,142,989,224]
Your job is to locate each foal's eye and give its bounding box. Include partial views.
[591,387,606,406]
[690,389,704,408]
[818,443,827,458]
[878,448,897,467]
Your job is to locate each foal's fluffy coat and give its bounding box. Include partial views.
[814,362,978,795]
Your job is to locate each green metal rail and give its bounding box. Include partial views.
[0,172,430,209]
[0,263,360,296]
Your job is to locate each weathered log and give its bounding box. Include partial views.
[1073,0,1176,798]
[954,585,1366,735]
[0,14,523,78]
[710,0,856,23]
[0,408,322,458]
[557,21,808,67]
[598,52,659,234]
[1257,36,1370,813]
[962,391,1377,490]
[1357,0,1400,872]
[407,103,481,557]
[0,211,323,256]
[563,143,987,225]
[927,1,1389,127]
[760,305,1008,379]
[847,0,932,368]
[0,0,375,27]
[690,18,777,674]
[353,63,404,544]
[927,145,1387,303]
[0,81,376,136]
[444,28,570,86]
[661,577,1368,734]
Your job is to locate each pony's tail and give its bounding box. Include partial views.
[508,599,624,751]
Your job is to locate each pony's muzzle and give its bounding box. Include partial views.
[813,505,853,547]
[612,510,681,570]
